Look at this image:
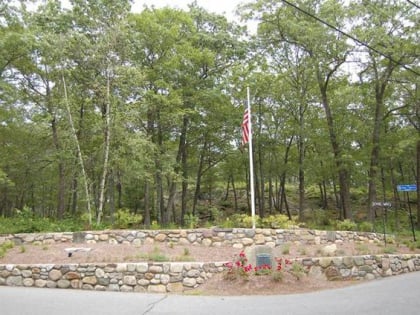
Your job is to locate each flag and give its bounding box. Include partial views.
[241,108,250,145]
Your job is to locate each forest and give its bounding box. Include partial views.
[0,0,419,231]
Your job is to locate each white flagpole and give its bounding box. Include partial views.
[247,87,256,229]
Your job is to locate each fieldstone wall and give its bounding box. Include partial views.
[1,255,419,293]
[0,228,389,248]
[2,228,418,294]
[0,261,225,293]
[299,254,420,281]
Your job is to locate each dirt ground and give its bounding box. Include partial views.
[1,240,419,295]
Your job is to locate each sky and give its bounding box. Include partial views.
[131,0,247,20]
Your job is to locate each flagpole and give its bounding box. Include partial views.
[247,87,256,229]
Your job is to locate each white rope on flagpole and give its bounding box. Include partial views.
[247,87,256,229]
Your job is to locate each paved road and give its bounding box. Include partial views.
[1,272,420,315]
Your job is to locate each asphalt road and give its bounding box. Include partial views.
[1,272,420,315]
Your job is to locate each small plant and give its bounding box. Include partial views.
[183,247,190,256]
[298,247,307,256]
[0,240,15,258]
[358,221,374,232]
[355,243,370,255]
[168,242,174,249]
[383,246,397,254]
[148,247,169,262]
[184,213,199,229]
[19,245,26,253]
[336,219,357,231]
[290,262,306,280]
[223,251,253,281]
[254,264,272,275]
[114,208,143,229]
[282,243,290,255]
[2,240,14,250]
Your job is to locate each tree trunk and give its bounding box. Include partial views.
[367,81,387,222]
[97,72,112,225]
[143,181,151,228]
[192,141,207,218]
[62,74,93,226]
[318,81,352,220]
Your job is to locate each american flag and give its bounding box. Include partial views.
[241,108,250,146]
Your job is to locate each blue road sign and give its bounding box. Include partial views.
[397,184,417,192]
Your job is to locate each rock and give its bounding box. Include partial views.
[49,269,62,281]
[35,279,47,288]
[147,284,167,293]
[57,279,71,288]
[160,274,170,285]
[187,270,200,278]
[202,239,212,247]
[123,276,137,286]
[155,234,167,242]
[83,276,97,285]
[182,277,197,287]
[169,263,184,273]
[66,272,81,280]
[136,263,148,273]
[321,244,337,256]
[23,278,34,287]
[6,276,22,286]
[325,266,341,280]
[242,238,254,246]
[308,266,326,281]
[167,282,184,293]
[149,265,163,273]
[120,285,133,292]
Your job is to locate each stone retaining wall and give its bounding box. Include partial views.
[299,254,420,281]
[0,261,225,293]
[0,228,389,248]
[2,228,418,294]
[1,254,419,293]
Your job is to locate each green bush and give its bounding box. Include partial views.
[261,214,296,229]
[114,208,143,229]
[335,219,357,231]
[358,221,374,232]
[184,213,199,229]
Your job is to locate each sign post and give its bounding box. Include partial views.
[372,202,392,246]
[397,184,417,242]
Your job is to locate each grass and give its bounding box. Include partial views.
[0,240,15,258]
[282,243,290,255]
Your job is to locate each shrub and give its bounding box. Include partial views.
[114,208,143,229]
[184,213,199,229]
[261,214,297,229]
[336,219,357,231]
[358,221,374,232]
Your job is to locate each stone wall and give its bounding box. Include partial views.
[1,228,419,294]
[0,228,389,248]
[299,254,420,281]
[0,261,225,293]
[1,255,419,293]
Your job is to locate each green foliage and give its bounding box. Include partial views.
[358,221,373,232]
[114,208,143,229]
[290,262,306,280]
[261,214,297,229]
[335,219,357,231]
[0,240,15,258]
[184,213,199,229]
[220,213,297,229]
